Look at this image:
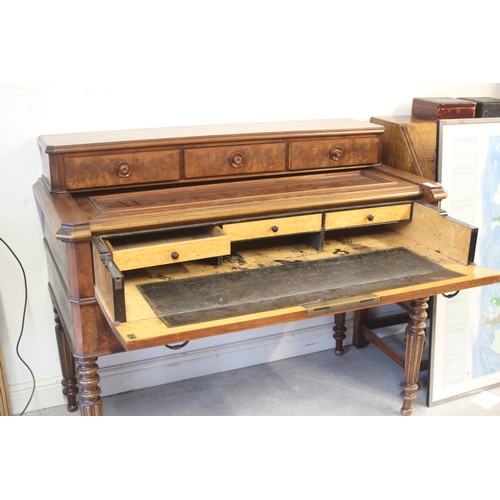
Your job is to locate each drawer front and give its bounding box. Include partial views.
[106,226,230,271]
[291,136,380,170]
[184,143,286,178]
[325,204,412,230]
[64,150,180,190]
[224,214,322,241]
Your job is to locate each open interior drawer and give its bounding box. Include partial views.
[99,225,230,271]
[93,202,500,351]
[92,225,231,322]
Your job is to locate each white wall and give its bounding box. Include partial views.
[1,1,499,414]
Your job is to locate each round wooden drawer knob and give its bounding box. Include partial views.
[330,147,344,161]
[229,152,246,169]
[171,251,180,260]
[115,161,133,178]
[271,225,279,233]
[367,214,375,221]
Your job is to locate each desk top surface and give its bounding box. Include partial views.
[39,119,384,153]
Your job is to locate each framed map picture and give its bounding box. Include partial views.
[429,118,500,405]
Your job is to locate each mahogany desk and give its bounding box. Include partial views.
[33,119,500,416]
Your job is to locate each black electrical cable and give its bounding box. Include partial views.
[0,237,35,415]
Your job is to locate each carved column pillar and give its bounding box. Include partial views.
[53,307,78,412]
[333,313,347,356]
[75,357,103,416]
[400,297,429,416]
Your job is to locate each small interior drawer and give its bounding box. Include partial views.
[104,226,230,271]
[223,214,322,241]
[325,204,412,230]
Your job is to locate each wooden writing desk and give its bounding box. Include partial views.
[33,119,500,416]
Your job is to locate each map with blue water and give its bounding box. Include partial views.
[473,136,500,377]
[431,122,500,404]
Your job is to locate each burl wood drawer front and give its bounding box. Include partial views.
[64,150,180,189]
[290,137,380,170]
[184,143,286,178]
[224,214,322,241]
[325,204,412,230]
[105,226,230,271]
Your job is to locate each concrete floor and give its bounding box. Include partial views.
[26,343,500,416]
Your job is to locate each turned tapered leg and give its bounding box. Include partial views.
[53,308,78,412]
[333,313,347,356]
[75,357,103,416]
[352,310,369,349]
[400,297,429,416]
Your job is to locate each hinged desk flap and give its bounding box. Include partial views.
[112,263,500,351]
[96,214,500,350]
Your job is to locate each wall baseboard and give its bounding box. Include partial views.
[11,319,353,415]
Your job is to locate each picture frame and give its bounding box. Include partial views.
[429,118,500,405]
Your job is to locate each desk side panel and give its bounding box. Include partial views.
[34,180,124,357]
[392,202,477,265]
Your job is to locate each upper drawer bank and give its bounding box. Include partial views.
[38,119,384,193]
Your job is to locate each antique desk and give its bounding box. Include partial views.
[33,119,500,416]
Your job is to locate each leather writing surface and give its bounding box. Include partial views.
[138,248,462,326]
